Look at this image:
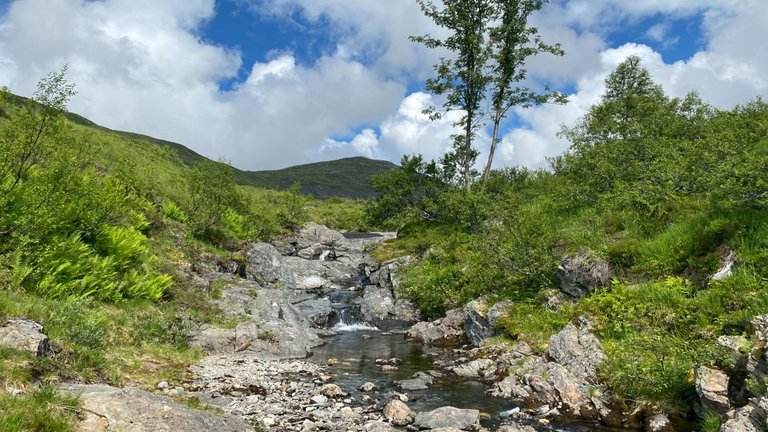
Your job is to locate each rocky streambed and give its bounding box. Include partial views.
[0,223,657,431]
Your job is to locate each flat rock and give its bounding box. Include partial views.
[407,308,467,347]
[695,366,731,416]
[413,406,480,430]
[60,384,250,432]
[0,319,50,357]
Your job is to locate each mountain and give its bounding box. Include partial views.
[245,157,398,199]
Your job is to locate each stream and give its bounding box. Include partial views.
[309,325,632,432]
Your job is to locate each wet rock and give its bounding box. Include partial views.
[557,252,613,298]
[360,382,377,392]
[383,399,416,426]
[497,425,536,432]
[0,319,50,357]
[407,308,467,347]
[413,406,480,430]
[294,297,334,327]
[645,413,673,432]
[61,383,250,432]
[397,372,434,391]
[695,366,731,416]
[547,317,605,379]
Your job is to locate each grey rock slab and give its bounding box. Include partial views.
[0,319,50,357]
[695,366,731,416]
[557,252,613,298]
[413,406,480,431]
[60,384,251,432]
[547,317,605,379]
[407,308,467,347]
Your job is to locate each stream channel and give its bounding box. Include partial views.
[308,324,630,432]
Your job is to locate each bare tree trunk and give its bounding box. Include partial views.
[483,113,501,181]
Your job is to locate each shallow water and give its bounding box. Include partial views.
[309,329,633,431]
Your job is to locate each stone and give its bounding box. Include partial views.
[720,397,768,432]
[413,406,480,430]
[0,319,50,357]
[244,242,292,287]
[360,382,377,392]
[753,315,768,342]
[546,363,595,419]
[397,372,434,391]
[556,252,613,298]
[383,399,416,426]
[311,395,329,405]
[645,413,673,432]
[60,384,251,432]
[497,425,536,432]
[695,366,731,416]
[463,298,513,346]
[359,286,420,330]
[547,317,605,378]
[451,359,495,378]
[406,308,467,347]
[321,383,344,398]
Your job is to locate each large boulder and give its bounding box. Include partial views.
[0,319,50,357]
[557,252,613,298]
[695,366,731,416]
[359,286,420,329]
[464,298,512,346]
[245,243,293,287]
[407,308,467,347]
[383,399,416,426]
[720,396,768,432]
[60,384,251,432]
[413,406,480,430]
[547,317,605,379]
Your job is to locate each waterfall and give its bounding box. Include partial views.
[319,250,331,261]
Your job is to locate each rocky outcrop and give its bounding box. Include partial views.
[359,286,420,329]
[547,316,605,379]
[0,319,50,357]
[720,397,768,432]
[407,308,467,347]
[696,366,731,416]
[413,406,480,430]
[463,298,512,346]
[60,384,251,432]
[557,252,613,298]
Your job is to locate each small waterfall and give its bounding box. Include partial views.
[327,291,378,332]
[319,250,331,261]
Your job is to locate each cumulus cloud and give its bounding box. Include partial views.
[0,0,765,171]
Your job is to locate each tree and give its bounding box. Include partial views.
[411,0,497,190]
[187,159,240,235]
[482,0,566,180]
[0,66,76,199]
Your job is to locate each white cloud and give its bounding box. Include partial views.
[0,0,765,172]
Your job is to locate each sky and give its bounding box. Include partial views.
[0,0,765,171]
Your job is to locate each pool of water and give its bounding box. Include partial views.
[308,329,634,431]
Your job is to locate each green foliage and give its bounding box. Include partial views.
[186,159,241,237]
[162,201,187,223]
[0,386,80,432]
[279,182,308,229]
[698,410,722,432]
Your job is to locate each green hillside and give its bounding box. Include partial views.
[245,157,398,198]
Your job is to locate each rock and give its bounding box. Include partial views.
[60,384,251,432]
[294,297,335,327]
[557,252,613,298]
[413,406,480,430]
[527,375,558,408]
[360,286,420,329]
[497,425,536,432]
[397,372,434,391]
[547,317,605,378]
[546,363,595,418]
[245,243,293,287]
[753,314,768,342]
[645,413,673,432]
[720,396,768,432]
[156,381,169,390]
[710,247,736,282]
[383,399,416,426]
[299,222,345,246]
[695,366,731,416]
[0,319,50,357]
[321,383,344,398]
[407,308,467,347]
[451,359,495,378]
[327,358,339,366]
[360,382,377,392]
[311,395,329,405]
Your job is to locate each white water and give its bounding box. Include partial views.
[319,250,331,261]
[332,320,379,332]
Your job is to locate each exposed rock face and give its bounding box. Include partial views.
[557,252,613,298]
[0,319,50,357]
[720,396,768,432]
[245,242,291,287]
[695,366,731,416]
[359,286,420,329]
[407,308,467,347]
[412,406,480,430]
[547,317,605,379]
[383,399,415,426]
[463,298,510,346]
[60,384,250,432]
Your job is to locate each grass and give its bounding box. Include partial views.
[0,386,80,432]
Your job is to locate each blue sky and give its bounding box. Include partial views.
[0,0,764,170]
